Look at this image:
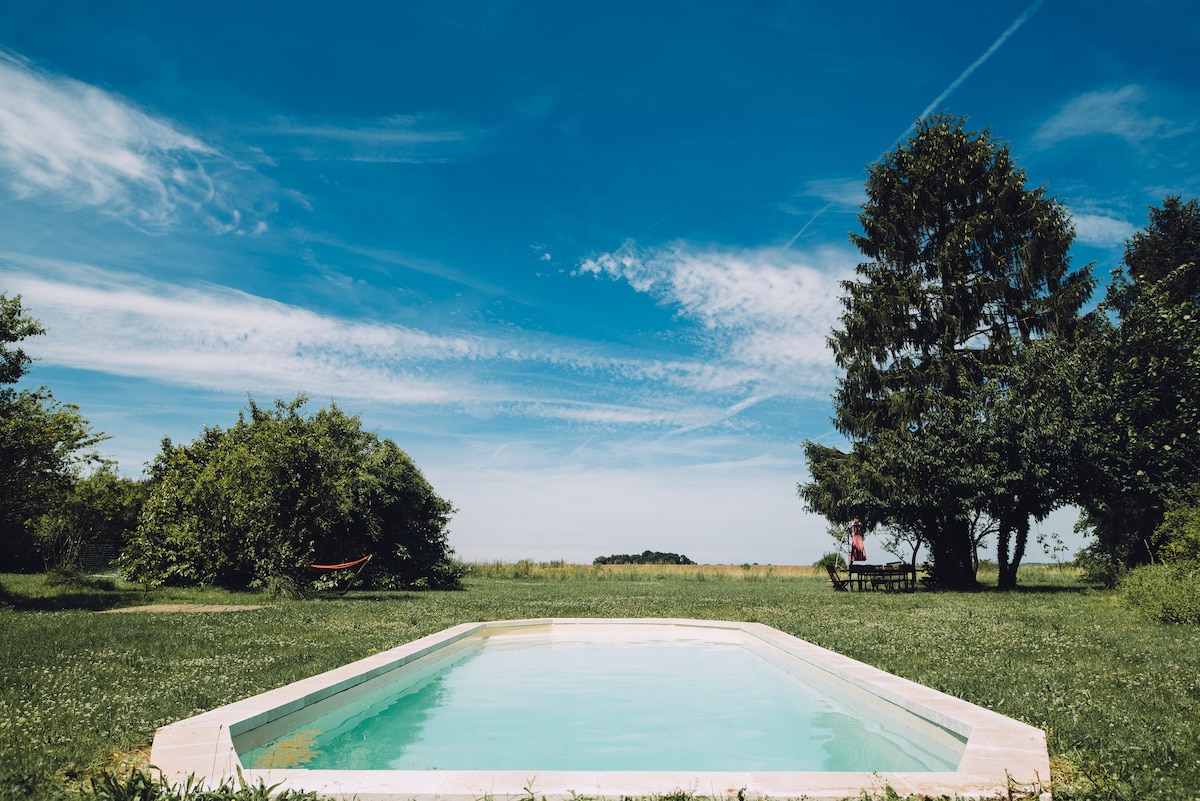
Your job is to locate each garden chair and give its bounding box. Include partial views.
[825,563,850,591]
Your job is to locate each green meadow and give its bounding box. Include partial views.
[1,565,1198,801]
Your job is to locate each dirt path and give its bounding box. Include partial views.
[98,603,266,613]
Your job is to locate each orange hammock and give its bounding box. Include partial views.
[310,555,372,570]
[310,554,372,595]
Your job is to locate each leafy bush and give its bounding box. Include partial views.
[34,468,148,571]
[812,551,846,571]
[44,564,115,591]
[120,396,462,591]
[1153,485,1200,563]
[1074,541,1125,588]
[1122,560,1200,624]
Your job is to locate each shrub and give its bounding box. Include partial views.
[1153,486,1200,563]
[120,396,461,592]
[1075,541,1125,588]
[44,564,115,591]
[812,551,847,571]
[1121,560,1200,624]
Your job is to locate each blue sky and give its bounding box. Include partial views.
[1,1,1197,565]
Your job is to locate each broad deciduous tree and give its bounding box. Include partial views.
[1069,197,1200,570]
[0,293,108,569]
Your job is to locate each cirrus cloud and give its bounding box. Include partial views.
[1,253,835,432]
[1071,211,1136,249]
[1032,85,1190,148]
[576,241,851,393]
[0,49,248,232]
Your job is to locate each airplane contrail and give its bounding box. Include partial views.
[785,1,1047,249]
[781,202,834,253]
[900,0,1048,140]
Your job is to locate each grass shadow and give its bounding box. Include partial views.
[1007,583,1097,594]
[0,572,153,612]
[315,590,420,602]
[0,587,150,612]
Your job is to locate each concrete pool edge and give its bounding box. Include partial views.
[149,618,1051,800]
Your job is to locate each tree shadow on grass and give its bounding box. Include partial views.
[0,576,150,612]
[1,589,151,612]
[1008,583,1099,595]
[917,582,1095,595]
[313,590,420,603]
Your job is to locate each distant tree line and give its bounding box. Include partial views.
[800,113,1200,589]
[0,294,462,592]
[594,550,695,565]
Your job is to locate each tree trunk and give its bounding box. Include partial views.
[997,522,1012,588]
[927,516,978,589]
[997,518,1029,590]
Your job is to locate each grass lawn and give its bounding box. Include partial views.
[1,564,1198,800]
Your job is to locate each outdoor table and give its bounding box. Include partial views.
[847,562,916,591]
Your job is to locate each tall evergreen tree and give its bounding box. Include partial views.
[802,114,1093,588]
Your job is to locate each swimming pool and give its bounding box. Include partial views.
[151,618,1050,799]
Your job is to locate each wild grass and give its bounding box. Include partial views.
[0,565,1196,801]
[463,560,817,581]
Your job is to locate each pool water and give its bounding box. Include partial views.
[241,636,963,772]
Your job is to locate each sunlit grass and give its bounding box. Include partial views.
[1,566,1196,801]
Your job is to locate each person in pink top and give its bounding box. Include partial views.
[850,519,867,563]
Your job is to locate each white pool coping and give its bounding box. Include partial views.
[150,618,1050,800]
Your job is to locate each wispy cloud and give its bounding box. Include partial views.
[3,258,485,403]
[576,241,850,390]
[1,255,835,430]
[0,49,248,232]
[259,113,484,163]
[1071,211,1136,249]
[800,178,866,209]
[300,232,515,296]
[1033,85,1189,148]
[779,178,866,252]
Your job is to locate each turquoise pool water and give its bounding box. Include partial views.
[241,636,964,772]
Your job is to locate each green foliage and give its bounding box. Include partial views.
[1108,195,1200,313]
[0,292,45,385]
[34,468,147,569]
[1154,486,1200,563]
[812,551,846,571]
[1121,561,1200,625]
[83,766,319,801]
[593,550,695,565]
[119,396,461,591]
[1073,541,1125,588]
[802,113,1093,590]
[0,294,109,571]
[1068,197,1200,567]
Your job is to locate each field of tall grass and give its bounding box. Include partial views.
[1,563,1196,801]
